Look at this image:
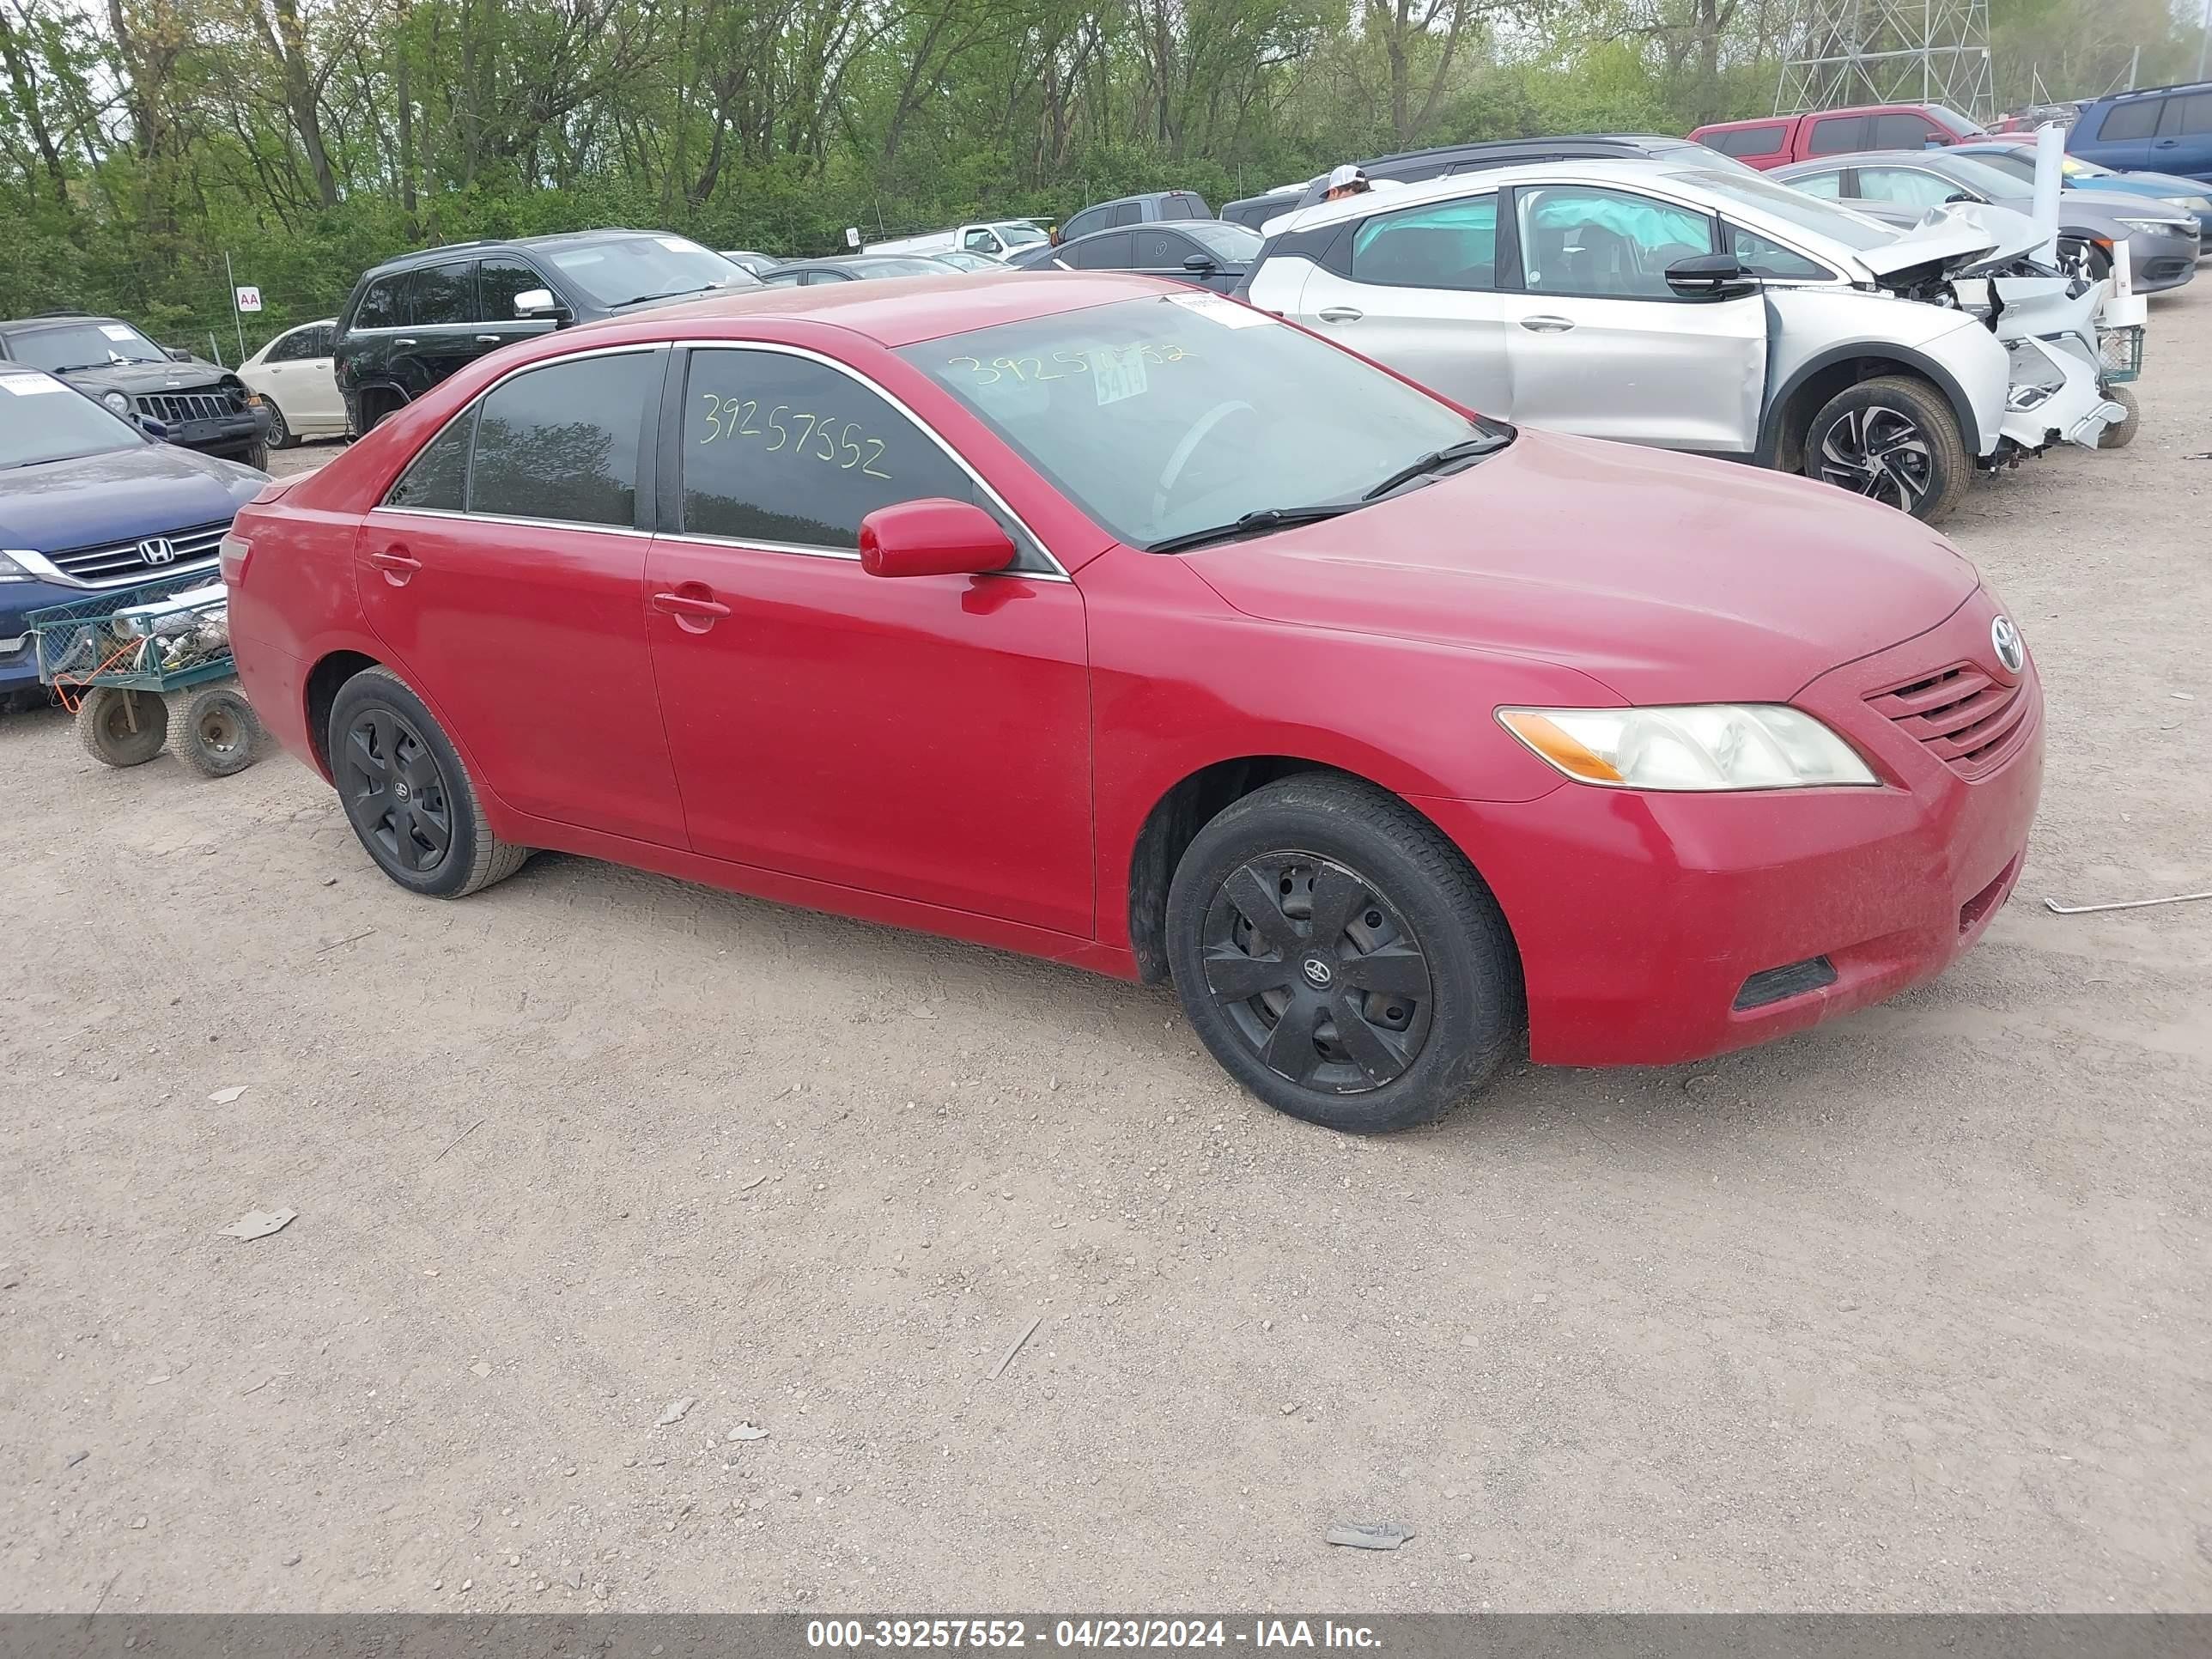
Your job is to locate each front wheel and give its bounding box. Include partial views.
[263,401,297,450]
[1165,774,1521,1133]
[1805,374,1970,525]
[327,666,530,898]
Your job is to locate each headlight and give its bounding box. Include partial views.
[1498,705,1879,792]
[102,391,131,414]
[2118,218,2193,234]
[2185,197,2212,213]
[0,549,42,583]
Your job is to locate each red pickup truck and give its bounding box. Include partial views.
[1689,104,1989,170]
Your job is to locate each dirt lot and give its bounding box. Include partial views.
[4,289,2209,1618]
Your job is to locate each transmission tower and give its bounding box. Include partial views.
[1775,0,1996,122]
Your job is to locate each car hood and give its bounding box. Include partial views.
[52,360,243,398]
[1182,429,1978,703]
[2092,171,2210,200]
[1858,203,2049,277]
[0,444,265,552]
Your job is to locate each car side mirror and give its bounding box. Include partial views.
[166,346,194,362]
[859,500,1015,579]
[1665,253,1756,298]
[1182,252,1217,272]
[1945,191,1977,204]
[514,288,570,323]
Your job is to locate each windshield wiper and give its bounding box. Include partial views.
[609,284,718,307]
[1147,502,1358,555]
[1360,432,1514,501]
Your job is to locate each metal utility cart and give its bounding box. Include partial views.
[27,571,264,775]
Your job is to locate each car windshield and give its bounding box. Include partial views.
[0,373,141,466]
[1928,105,1987,138]
[544,236,761,305]
[6,319,168,370]
[1184,222,1264,260]
[900,293,1497,550]
[2062,155,2115,179]
[997,224,1048,248]
[1670,168,1899,249]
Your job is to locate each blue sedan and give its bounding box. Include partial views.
[1954,141,2212,242]
[0,368,267,702]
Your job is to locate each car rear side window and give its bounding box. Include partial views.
[1788,168,1845,198]
[411,262,475,325]
[1806,115,1867,155]
[354,276,403,329]
[2100,99,2162,142]
[678,349,977,552]
[266,327,316,364]
[385,410,474,511]
[1351,194,1498,290]
[1714,125,1785,157]
[469,351,658,528]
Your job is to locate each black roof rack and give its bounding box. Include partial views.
[2103,81,2212,100]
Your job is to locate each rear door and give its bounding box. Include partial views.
[1500,182,1764,454]
[1289,191,1514,418]
[2150,90,2212,182]
[2079,96,2160,173]
[355,347,686,847]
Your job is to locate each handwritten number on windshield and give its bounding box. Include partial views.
[697,394,890,479]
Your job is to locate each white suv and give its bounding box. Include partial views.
[1241,159,2086,523]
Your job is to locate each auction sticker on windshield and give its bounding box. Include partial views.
[1166,291,1273,329]
[100,325,137,340]
[1093,343,1147,405]
[0,373,65,395]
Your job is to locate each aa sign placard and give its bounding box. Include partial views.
[234,285,263,313]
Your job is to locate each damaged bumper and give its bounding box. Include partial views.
[2002,335,2128,450]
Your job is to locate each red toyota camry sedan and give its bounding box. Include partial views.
[223,273,2040,1133]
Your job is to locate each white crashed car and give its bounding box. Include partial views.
[1239,158,2122,523]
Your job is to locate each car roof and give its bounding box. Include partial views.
[1274,156,1734,234]
[632,270,1182,348]
[362,228,688,277]
[2090,81,2210,104]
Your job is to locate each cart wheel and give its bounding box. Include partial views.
[2096,385,2139,450]
[76,687,169,768]
[179,685,261,777]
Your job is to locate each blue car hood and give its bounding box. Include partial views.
[0,443,264,554]
[2088,171,2209,201]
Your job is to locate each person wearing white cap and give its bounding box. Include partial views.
[1323,164,1371,202]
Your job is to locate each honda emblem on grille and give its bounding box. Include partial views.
[1990,616,2025,677]
[138,537,178,566]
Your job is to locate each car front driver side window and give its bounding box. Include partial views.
[1516,186,1714,300]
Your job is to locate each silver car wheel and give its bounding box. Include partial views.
[1816,404,1934,514]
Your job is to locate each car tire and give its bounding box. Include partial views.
[178,684,261,777]
[76,687,168,767]
[328,665,530,899]
[1805,374,1969,526]
[2097,384,2140,449]
[1164,773,1521,1133]
[239,438,270,471]
[264,402,297,450]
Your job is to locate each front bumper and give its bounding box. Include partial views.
[146,405,268,456]
[0,578,80,690]
[2124,226,2198,292]
[1423,590,2043,1068]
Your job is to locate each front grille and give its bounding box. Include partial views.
[46,520,230,586]
[137,390,242,426]
[1864,662,2031,781]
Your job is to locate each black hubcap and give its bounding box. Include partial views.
[1200,853,1434,1094]
[341,707,453,874]
[1817,404,1933,514]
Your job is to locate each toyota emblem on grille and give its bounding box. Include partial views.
[138,537,178,565]
[1990,616,2025,677]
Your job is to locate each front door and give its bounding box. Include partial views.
[392,260,483,400]
[355,347,687,847]
[643,344,1093,938]
[1292,191,1514,419]
[1501,183,1765,453]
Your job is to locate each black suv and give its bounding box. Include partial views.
[333,229,758,432]
[0,312,269,468]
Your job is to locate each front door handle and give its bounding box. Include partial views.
[367,546,421,586]
[1316,306,1363,323]
[1520,314,1576,332]
[475,334,501,344]
[653,585,732,633]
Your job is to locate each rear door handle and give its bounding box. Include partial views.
[1520,315,1576,332]
[1316,307,1363,323]
[394,337,418,348]
[367,546,421,586]
[652,586,732,632]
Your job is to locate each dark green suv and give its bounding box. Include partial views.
[332,230,760,432]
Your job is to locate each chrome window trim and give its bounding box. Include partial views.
[678,340,1068,579]
[371,506,653,539]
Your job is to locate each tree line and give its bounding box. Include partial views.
[0,0,2194,357]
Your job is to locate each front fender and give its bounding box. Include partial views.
[1762,295,2008,460]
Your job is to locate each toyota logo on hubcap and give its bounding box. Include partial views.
[1990,616,2025,677]
[1302,957,1334,988]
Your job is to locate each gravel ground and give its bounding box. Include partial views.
[4,288,2209,1616]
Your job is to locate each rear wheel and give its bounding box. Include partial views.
[328,666,528,898]
[179,684,261,777]
[76,687,168,768]
[1805,374,1969,525]
[1165,774,1520,1133]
